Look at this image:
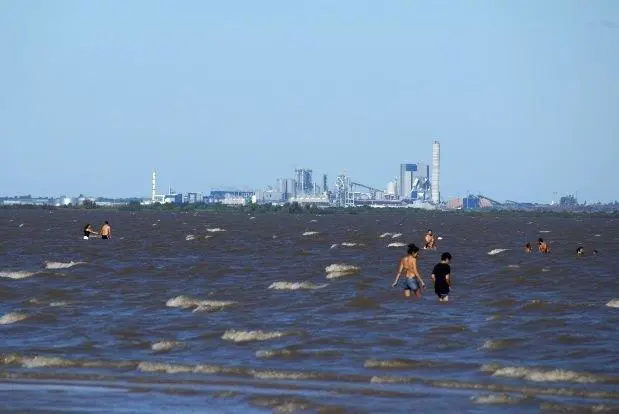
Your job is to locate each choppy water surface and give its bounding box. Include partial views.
[1,209,618,413]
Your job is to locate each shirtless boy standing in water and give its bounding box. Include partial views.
[538,238,549,253]
[100,221,112,240]
[392,244,426,298]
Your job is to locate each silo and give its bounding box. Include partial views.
[431,141,440,204]
[387,181,397,195]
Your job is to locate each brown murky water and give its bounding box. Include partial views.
[1,209,618,413]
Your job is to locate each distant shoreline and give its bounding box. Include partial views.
[1,203,618,217]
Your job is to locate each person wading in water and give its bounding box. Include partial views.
[392,243,426,299]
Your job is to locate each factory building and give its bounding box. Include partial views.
[295,169,314,195]
[278,178,296,201]
[206,190,254,204]
[399,163,430,201]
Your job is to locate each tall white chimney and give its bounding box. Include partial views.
[152,171,156,202]
[431,141,440,204]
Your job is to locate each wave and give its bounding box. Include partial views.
[206,228,226,233]
[221,330,286,343]
[44,261,85,270]
[325,264,360,279]
[255,349,296,358]
[151,341,183,352]
[479,339,519,350]
[1,354,75,368]
[507,264,520,269]
[379,233,393,238]
[364,359,431,369]
[0,312,28,325]
[471,394,524,404]
[481,364,603,383]
[330,244,339,249]
[0,270,37,280]
[370,375,411,384]
[391,233,403,239]
[539,230,551,233]
[268,281,328,290]
[249,369,318,380]
[185,234,196,241]
[341,242,361,247]
[166,296,236,312]
[49,301,70,307]
[488,249,508,256]
[606,299,619,308]
[302,231,319,236]
[387,242,407,248]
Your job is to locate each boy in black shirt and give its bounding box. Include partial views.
[431,252,452,302]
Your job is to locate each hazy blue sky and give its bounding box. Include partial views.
[1,1,618,202]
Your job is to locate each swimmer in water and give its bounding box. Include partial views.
[525,243,532,253]
[431,252,452,302]
[100,221,111,240]
[593,249,599,255]
[392,243,426,298]
[424,230,436,250]
[83,223,98,239]
[576,246,584,256]
[538,238,549,253]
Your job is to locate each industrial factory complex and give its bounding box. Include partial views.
[140,141,444,209]
[0,140,595,211]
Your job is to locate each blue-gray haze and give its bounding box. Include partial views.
[1,1,618,202]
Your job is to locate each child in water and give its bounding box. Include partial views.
[392,244,426,298]
[431,252,452,302]
[538,238,550,253]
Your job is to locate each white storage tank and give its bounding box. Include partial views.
[386,181,397,195]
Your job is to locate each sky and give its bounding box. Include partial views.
[1,1,618,203]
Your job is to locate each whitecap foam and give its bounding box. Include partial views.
[18,223,24,228]
[539,230,551,233]
[481,364,600,383]
[330,244,339,249]
[44,261,85,270]
[340,242,360,247]
[379,232,393,238]
[606,299,619,308]
[193,300,236,312]
[137,362,193,374]
[325,264,359,279]
[309,220,318,223]
[151,341,182,352]
[542,267,551,273]
[250,370,317,380]
[471,394,523,404]
[0,312,28,325]
[437,236,443,240]
[370,376,410,384]
[255,349,295,358]
[488,249,508,256]
[507,264,520,269]
[206,228,226,233]
[387,242,407,248]
[0,270,37,280]
[302,231,319,236]
[391,233,402,239]
[249,217,255,220]
[595,234,601,237]
[268,281,328,290]
[221,330,285,343]
[166,296,236,312]
[49,301,70,307]
[185,234,196,241]
[3,355,75,368]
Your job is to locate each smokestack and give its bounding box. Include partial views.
[431,141,440,204]
[152,171,156,202]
